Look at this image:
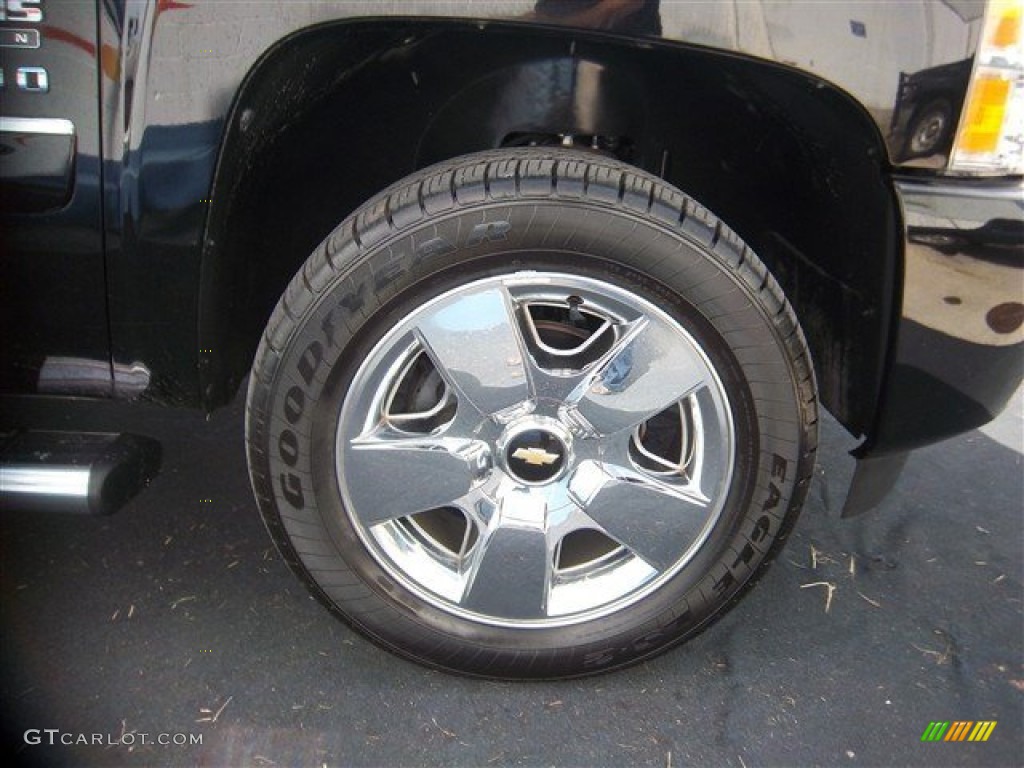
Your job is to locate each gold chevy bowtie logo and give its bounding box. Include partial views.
[511,446,560,466]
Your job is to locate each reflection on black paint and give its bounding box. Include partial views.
[532,0,661,36]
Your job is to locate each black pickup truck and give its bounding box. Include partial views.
[1,0,1021,678]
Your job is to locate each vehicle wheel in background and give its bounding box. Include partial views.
[904,98,954,158]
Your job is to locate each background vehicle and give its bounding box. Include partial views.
[890,57,973,161]
[1,0,1021,678]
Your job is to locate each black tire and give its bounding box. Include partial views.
[902,98,954,159]
[246,149,817,679]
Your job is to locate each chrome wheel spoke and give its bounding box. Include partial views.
[414,286,531,417]
[344,432,488,524]
[566,317,708,437]
[569,459,710,571]
[461,490,552,619]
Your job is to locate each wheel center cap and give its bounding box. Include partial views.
[504,428,567,484]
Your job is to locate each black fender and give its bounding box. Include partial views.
[199,19,899,445]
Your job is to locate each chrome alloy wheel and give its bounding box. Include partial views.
[336,272,735,628]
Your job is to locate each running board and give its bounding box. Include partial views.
[0,432,161,515]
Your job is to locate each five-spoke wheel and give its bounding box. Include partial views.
[338,274,734,626]
[246,149,816,677]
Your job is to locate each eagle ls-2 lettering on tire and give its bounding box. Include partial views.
[246,149,817,679]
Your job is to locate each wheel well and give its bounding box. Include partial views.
[200,19,899,438]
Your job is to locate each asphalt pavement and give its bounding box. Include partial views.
[2,389,1021,767]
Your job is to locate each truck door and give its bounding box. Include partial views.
[0,0,112,396]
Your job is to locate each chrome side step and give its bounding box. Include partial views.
[0,432,161,515]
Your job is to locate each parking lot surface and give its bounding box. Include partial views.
[2,391,1021,767]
